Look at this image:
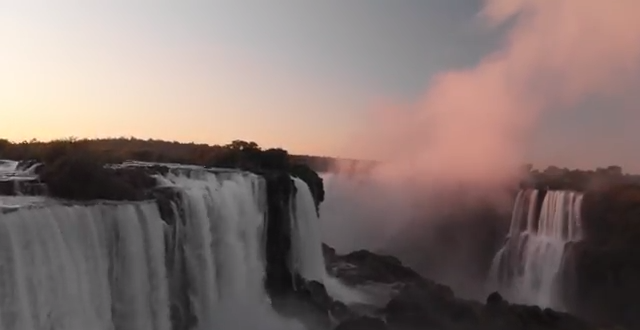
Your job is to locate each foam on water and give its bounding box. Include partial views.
[0,160,39,181]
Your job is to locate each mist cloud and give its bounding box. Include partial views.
[350,0,640,187]
[323,1,640,293]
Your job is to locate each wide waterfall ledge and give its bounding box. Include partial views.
[0,160,372,330]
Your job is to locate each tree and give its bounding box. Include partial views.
[226,140,260,151]
[606,165,623,176]
[0,139,9,157]
[261,148,289,170]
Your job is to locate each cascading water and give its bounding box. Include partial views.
[290,177,368,305]
[290,177,326,282]
[156,170,304,330]
[0,202,171,330]
[488,189,584,309]
[0,165,323,330]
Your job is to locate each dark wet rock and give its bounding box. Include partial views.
[289,163,324,212]
[384,282,459,329]
[0,155,176,201]
[335,316,387,330]
[0,180,12,195]
[152,186,184,227]
[270,276,334,330]
[486,291,505,306]
[263,172,296,296]
[293,275,333,312]
[39,155,164,201]
[382,284,594,330]
[0,178,47,196]
[322,243,337,260]
[329,300,357,323]
[562,240,640,329]
[557,184,640,329]
[323,243,598,330]
[324,248,422,286]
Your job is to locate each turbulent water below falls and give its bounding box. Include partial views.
[488,189,584,309]
[0,167,364,330]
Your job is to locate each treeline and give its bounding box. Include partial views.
[520,164,640,192]
[0,137,325,204]
[518,164,640,244]
[0,137,379,174]
[0,137,310,169]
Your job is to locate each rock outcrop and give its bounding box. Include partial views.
[558,184,640,329]
[326,248,599,330]
[263,171,296,296]
[40,157,160,201]
[323,244,422,286]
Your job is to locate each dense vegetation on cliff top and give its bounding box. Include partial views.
[522,163,640,190]
[2,136,639,233]
[0,137,321,169]
[3,137,640,251]
[0,137,352,173]
[0,137,324,204]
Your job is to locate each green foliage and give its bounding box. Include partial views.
[0,137,327,205]
[261,148,290,171]
[522,165,634,192]
[0,137,379,175]
[0,137,300,169]
[0,139,9,156]
[39,146,155,201]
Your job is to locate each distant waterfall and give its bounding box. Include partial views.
[488,189,584,309]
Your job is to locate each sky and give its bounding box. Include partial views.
[1,1,639,171]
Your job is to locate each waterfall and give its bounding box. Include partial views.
[290,177,326,282]
[0,166,322,330]
[157,170,304,330]
[488,189,584,309]
[290,177,369,305]
[0,202,171,330]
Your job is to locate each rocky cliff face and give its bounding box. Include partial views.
[324,247,599,330]
[562,241,640,329]
[558,185,640,329]
[263,171,296,296]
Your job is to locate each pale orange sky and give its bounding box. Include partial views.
[1,2,367,156]
[2,1,640,171]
